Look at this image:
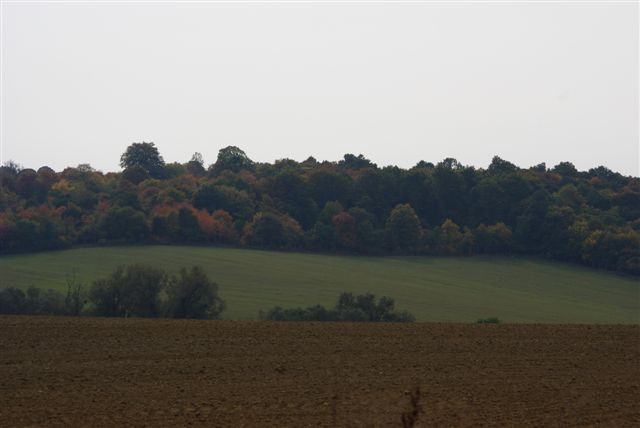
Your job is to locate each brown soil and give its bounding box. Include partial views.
[1,316,638,427]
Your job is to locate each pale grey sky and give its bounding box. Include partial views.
[1,1,638,175]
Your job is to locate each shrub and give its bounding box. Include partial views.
[165,266,225,319]
[65,271,87,316]
[40,288,66,315]
[89,264,166,317]
[0,287,26,314]
[0,286,67,315]
[260,292,415,322]
[477,317,501,324]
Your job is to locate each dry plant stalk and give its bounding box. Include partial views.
[401,387,422,428]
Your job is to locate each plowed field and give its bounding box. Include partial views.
[1,316,638,427]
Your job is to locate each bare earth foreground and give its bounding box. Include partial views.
[1,317,638,427]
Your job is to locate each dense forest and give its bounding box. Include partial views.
[0,143,638,275]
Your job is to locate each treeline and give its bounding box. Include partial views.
[0,265,225,319]
[260,292,415,322]
[0,143,638,274]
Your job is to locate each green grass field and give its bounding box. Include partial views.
[0,246,637,323]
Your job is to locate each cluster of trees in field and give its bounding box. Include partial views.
[260,292,415,322]
[1,143,638,274]
[1,264,417,323]
[0,265,225,319]
[0,286,78,317]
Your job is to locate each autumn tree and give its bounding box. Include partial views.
[311,201,343,249]
[332,211,357,249]
[474,222,513,253]
[212,146,254,173]
[308,170,354,209]
[99,207,150,242]
[193,184,254,221]
[431,219,474,255]
[338,153,376,170]
[120,142,165,178]
[385,204,422,251]
[348,207,381,251]
[268,171,317,229]
[243,212,303,248]
[487,156,518,175]
[186,152,206,176]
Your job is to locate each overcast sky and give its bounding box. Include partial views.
[1,1,638,176]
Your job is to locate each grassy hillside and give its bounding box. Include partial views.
[0,246,637,323]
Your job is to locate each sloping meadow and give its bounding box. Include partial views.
[1,246,637,323]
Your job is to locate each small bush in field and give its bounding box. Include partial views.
[260,292,415,322]
[477,317,501,324]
